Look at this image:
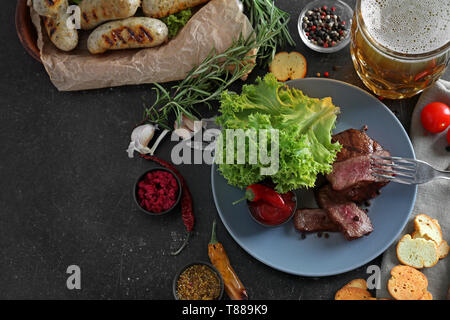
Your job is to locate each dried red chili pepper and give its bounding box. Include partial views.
[140,154,194,255]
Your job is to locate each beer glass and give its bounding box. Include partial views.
[350,0,450,99]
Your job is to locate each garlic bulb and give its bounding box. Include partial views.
[127,124,156,158]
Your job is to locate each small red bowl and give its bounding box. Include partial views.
[15,0,41,62]
[247,190,297,227]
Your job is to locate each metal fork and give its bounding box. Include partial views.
[370,155,450,185]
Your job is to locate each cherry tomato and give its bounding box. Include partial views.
[447,129,450,146]
[420,102,450,133]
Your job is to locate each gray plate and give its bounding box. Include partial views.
[211,78,417,276]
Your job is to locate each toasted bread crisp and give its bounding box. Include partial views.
[387,265,428,300]
[413,215,448,260]
[419,291,433,300]
[397,234,439,268]
[335,287,373,300]
[438,240,449,259]
[414,214,443,245]
[269,52,307,81]
[344,279,367,290]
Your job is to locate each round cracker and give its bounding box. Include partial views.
[396,234,439,268]
[438,240,449,259]
[388,265,428,300]
[419,291,433,300]
[335,287,373,300]
[344,278,367,290]
[269,52,291,82]
[414,214,443,245]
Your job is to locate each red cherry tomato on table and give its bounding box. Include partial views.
[420,102,450,133]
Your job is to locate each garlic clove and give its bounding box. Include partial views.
[182,115,196,132]
[173,114,203,140]
[127,124,156,158]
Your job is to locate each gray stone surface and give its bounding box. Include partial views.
[0,0,448,299]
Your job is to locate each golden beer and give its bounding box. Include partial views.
[350,0,450,99]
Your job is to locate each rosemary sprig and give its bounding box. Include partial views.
[243,0,295,65]
[144,0,295,128]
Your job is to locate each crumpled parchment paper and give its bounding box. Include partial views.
[29,0,253,91]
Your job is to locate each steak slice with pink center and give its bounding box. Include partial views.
[326,151,390,192]
[293,208,340,232]
[326,202,374,240]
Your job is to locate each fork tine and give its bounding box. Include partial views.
[372,173,414,184]
[389,163,417,171]
[370,159,416,172]
[370,155,416,165]
[371,168,415,178]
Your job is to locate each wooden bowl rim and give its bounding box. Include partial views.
[15,0,42,63]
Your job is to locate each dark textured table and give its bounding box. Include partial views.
[1,0,448,300]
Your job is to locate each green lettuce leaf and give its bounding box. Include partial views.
[216,73,341,193]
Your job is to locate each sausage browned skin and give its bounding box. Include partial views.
[87,17,168,54]
[79,0,141,30]
[142,0,210,18]
[42,12,79,51]
[33,0,67,17]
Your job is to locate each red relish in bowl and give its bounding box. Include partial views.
[248,191,296,226]
[137,170,179,213]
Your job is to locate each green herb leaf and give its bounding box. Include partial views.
[162,9,193,39]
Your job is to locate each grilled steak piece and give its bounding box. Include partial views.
[326,128,390,203]
[294,209,340,232]
[327,151,390,189]
[326,202,374,240]
[332,128,385,162]
[316,185,374,240]
[306,128,388,240]
[316,185,348,208]
[327,155,375,191]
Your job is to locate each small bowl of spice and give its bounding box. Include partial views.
[173,262,224,300]
[134,167,182,216]
[298,0,353,53]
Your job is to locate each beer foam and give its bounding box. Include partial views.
[361,0,450,54]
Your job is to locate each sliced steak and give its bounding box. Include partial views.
[337,181,388,203]
[316,185,374,240]
[326,202,374,240]
[294,208,340,232]
[332,128,385,162]
[327,155,374,191]
[316,184,348,208]
[327,127,390,203]
[327,151,390,191]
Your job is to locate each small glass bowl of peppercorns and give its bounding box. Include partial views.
[298,0,353,53]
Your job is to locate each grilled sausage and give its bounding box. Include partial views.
[79,0,141,30]
[42,12,79,51]
[87,17,168,54]
[33,0,67,17]
[142,0,210,18]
